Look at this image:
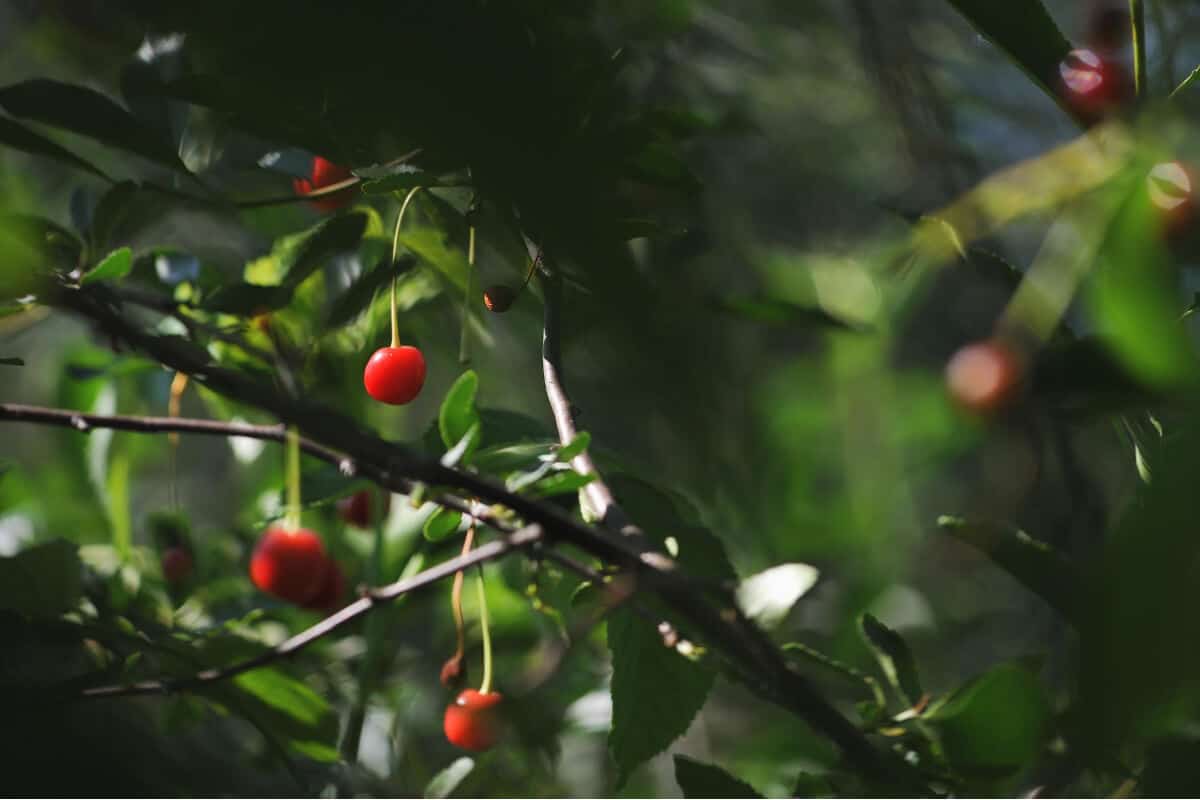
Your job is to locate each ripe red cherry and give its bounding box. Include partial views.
[293,156,355,212]
[301,557,346,613]
[337,489,391,529]
[161,546,193,584]
[1147,161,1195,237]
[249,527,329,605]
[444,689,503,751]
[1058,48,1129,121]
[363,345,426,405]
[946,340,1023,415]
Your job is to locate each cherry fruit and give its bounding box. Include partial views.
[161,546,193,584]
[293,156,355,212]
[1147,161,1195,237]
[444,689,503,751]
[337,489,391,529]
[482,285,516,313]
[363,345,426,405]
[946,339,1024,415]
[301,557,346,613]
[249,526,329,605]
[1058,48,1129,121]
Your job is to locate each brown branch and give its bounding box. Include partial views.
[75,525,543,700]
[43,283,929,792]
[534,266,928,791]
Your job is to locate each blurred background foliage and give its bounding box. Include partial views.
[3,0,1200,796]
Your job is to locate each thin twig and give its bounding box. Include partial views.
[42,283,930,792]
[74,525,543,700]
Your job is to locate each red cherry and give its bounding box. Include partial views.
[161,546,193,584]
[946,340,1024,415]
[363,345,426,405]
[1147,161,1195,237]
[249,526,329,605]
[337,489,391,529]
[292,156,355,212]
[1058,48,1129,121]
[444,689,503,751]
[301,557,346,613]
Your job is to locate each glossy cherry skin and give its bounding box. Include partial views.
[301,557,346,613]
[249,527,329,605]
[337,489,391,529]
[1147,161,1195,238]
[292,156,355,212]
[444,690,503,751]
[1058,48,1129,121]
[161,547,193,584]
[946,340,1023,415]
[363,345,426,405]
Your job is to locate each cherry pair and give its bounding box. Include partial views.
[249,526,345,613]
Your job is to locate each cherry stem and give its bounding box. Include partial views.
[168,371,189,510]
[285,425,301,530]
[450,523,476,662]
[389,186,423,349]
[521,248,543,291]
[460,226,476,365]
[475,562,494,695]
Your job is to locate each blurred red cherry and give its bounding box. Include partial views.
[293,156,355,212]
[337,489,391,529]
[1058,48,1129,121]
[249,526,329,605]
[301,557,346,614]
[1147,161,1195,237]
[161,546,193,584]
[946,339,1024,415]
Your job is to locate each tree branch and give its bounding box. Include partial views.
[43,282,929,792]
[534,267,928,791]
[74,525,543,700]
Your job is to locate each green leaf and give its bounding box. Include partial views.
[716,295,863,331]
[859,613,923,708]
[936,516,1082,625]
[223,667,338,758]
[673,755,763,799]
[423,508,463,542]
[0,79,188,172]
[201,283,293,316]
[942,1,1074,116]
[325,253,417,328]
[441,422,481,469]
[361,170,441,194]
[556,431,591,462]
[736,563,820,630]
[0,115,110,180]
[526,469,595,498]
[608,607,716,787]
[81,247,132,285]
[397,226,471,292]
[0,539,83,619]
[438,370,481,460]
[1089,178,1198,388]
[929,663,1050,776]
[282,212,369,289]
[424,756,475,799]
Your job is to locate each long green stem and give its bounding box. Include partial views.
[389,186,423,348]
[285,425,301,529]
[1129,0,1147,98]
[475,566,493,694]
